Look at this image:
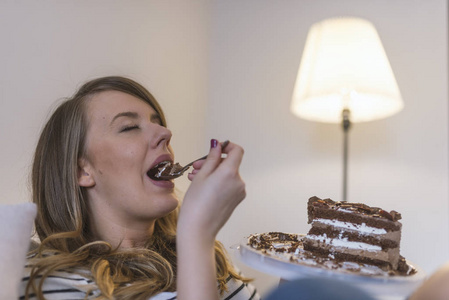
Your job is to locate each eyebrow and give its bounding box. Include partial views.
[110,111,162,126]
[150,113,162,125]
[110,111,139,126]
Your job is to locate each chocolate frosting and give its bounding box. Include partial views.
[308,196,402,222]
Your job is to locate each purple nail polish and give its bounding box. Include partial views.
[211,139,218,148]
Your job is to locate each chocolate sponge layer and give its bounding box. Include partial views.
[305,196,402,270]
[308,196,402,231]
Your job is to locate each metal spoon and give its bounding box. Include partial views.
[147,140,230,181]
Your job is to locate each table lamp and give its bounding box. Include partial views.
[290,17,403,201]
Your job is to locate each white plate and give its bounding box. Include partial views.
[236,234,426,300]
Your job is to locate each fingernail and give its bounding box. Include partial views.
[211,139,218,148]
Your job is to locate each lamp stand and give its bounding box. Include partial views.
[342,109,351,201]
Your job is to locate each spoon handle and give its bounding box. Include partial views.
[179,140,230,172]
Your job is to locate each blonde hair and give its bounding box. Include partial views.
[26,76,248,299]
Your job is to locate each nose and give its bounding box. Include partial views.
[151,124,172,149]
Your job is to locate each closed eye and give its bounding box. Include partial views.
[120,125,140,132]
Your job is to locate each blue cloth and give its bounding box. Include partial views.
[265,278,376,300]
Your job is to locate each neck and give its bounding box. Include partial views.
[87,201,157,249]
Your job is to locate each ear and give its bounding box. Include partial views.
[78,158,95,187]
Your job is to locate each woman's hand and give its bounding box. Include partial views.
[176,139,245,300]
[179,139,246,241]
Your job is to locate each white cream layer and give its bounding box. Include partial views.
[313,218,387,235]
[305,234,382,251]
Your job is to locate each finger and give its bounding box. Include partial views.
[192,159,206,170]
[220,140,230,151]
[187,169,200,181]
[218,142,244,170]
[195,139,223,177]
[187,168,203,181]
[191,140,228,170]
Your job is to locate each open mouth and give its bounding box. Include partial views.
[147,161,175,181]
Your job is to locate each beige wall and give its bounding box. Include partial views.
[1,0,448,298]
[209,0,449,296]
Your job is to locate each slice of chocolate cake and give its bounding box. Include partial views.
[302,196,402,270]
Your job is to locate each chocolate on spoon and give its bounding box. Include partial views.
[147,140,230,181]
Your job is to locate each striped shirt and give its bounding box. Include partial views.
[19,265,260,300]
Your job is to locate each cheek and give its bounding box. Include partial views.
[89,141,143,173]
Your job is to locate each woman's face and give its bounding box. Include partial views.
[79,90,179,225]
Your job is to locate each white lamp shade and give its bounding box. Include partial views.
[291,17,404,123]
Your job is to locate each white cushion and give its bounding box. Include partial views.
[0,203,37,299]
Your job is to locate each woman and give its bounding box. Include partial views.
[20,76,259,300]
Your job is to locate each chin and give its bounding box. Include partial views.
[160,194,180,213]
